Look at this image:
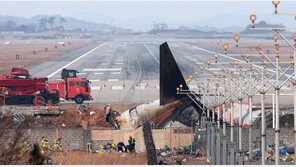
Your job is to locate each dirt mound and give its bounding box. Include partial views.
[52,110,82,129]
[21,104,142,129]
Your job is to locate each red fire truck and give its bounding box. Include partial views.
[0,68,91,105]
[48,69,92,104]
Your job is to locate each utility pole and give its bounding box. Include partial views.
[223,102,226,136]
[249,71,253,159]
[217,85,220,129]
[230,80,234,143]
[272,93,275,129]
[238,75,243,151]
[207,84,210,119]
[261,91,266,165]
[261,63,266,165]
[275,44,280,165]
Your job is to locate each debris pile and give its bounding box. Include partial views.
[40,105,117,129]
[156,145,204,165]
[9,104,140,129]
[265,147,294,162]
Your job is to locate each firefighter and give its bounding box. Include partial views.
[117,142,126,153]
[54,136,62,151]
[105,142,111,152]
[127,135,135,152]
[111,142,116,150]
[106,142,117,151]
[41,136,49,150]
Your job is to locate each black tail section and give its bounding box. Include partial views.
[159,42,214,127]
[160,42,189,106]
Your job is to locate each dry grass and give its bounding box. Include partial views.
[49,151,147,165]
[0,41,90,74]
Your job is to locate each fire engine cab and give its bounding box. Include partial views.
[48,69,92,104]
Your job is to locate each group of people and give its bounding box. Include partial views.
[41,135,136,154]
[40,136,63,152]
[117,135,136,153]
[102,135,136,153]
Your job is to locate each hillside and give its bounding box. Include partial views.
[0,14,120,31]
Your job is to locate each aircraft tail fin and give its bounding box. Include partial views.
[160,42,188,106]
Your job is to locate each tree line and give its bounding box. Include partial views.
[0,16,67,32]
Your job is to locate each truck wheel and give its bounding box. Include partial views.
[33,96,46,106]
[75,95,84,104]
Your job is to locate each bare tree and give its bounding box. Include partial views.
[59,17,66,29]
[0,114,29,165]
[153,23,168,30]
[48,16,56,30]
[39,18,48,31]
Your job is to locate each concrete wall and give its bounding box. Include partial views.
[25,129,91,150]
[91,128,192,152]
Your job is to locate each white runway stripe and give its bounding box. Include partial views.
[91,86,102,90]
[47,43,105,78]
[83,68,121,72]
[111,72,121,75]
[143,43,160,64]
[108,79,119,81]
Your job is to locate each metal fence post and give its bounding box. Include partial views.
[230,144,236,165]
[211,124,216,164]
[222,135,227,165]
[216,129,221,165]
[206,121,211,160]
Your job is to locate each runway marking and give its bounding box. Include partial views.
[189,58,198,61]
[90,79,100,82]
[143,43,160,64]
[91,86,102,90]
[101,63,109,65]
[108,79,119,81]
[47,43,105,78]
[115,63,123,65]
[116,59,124,62]
[94,72,104,75]
[83,68,121,72]
[111,72,121,75]
[195,62,204,65]
[118,57,124,59]
[111,86,124,90]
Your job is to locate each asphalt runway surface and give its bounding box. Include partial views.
[28,35,295,105]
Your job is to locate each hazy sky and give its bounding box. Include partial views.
[0,1,295,30]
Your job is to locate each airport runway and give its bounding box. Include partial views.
[29,35,295,104]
